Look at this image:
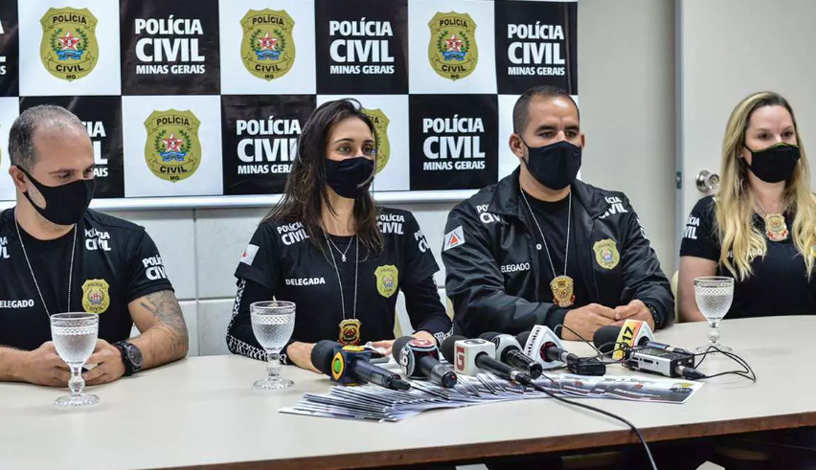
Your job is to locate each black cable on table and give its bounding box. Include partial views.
[529,378,659,470]
[693,346,757,382]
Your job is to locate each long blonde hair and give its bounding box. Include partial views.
[716,91,816,280]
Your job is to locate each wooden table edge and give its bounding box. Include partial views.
[158,411,816,470]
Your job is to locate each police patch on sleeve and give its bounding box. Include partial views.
[443,226,465,251]
[240,244,260,265]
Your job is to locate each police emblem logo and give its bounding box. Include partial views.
[550,275,575,308]
[593,239,620,270]
[764,214,789,242]
[240,9,297,81]
[375,265,399,298]
[338,318,361,346]
[361,108,390,174]
[427,12,478,81]
[144,109,202,183]
[81,279,109,314]
[39,7,99,81]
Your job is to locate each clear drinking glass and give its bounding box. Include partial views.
[50,313,100,407]
[251,300,296,391]
[693,276,734,352]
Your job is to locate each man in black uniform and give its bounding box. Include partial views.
[0,105,188,387]
[442,86,672,341]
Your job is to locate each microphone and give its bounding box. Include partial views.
[311,340,411,391]
[593,320,656,359]
[393,336,457,388]
[479,332,543,378]
[440,335,534,386]
[517,325,569,369]
[518,329,606,376]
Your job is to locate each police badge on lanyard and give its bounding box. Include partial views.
[339,318,361,345]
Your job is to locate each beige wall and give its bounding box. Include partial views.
[578,0,678,274]
[679,0,816,228]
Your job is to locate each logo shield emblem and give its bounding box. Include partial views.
[549,275,575,308]
[361,108,390,174]
[375,265,399,298]
[240,9,297,81]
[144,109,202,183]
[81,279,109,314]
[40,7,99,81]
[338,319,361,346]
[765,214,789,241]
[593,239,620,269]
[427,12,478,81]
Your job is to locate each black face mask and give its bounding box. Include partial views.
[743,142,801,183]
[19,168,95,226]
[326,157,375,199]
[521,138,582,190]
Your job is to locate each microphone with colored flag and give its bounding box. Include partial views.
[440,335,534,386]
[478,332,543,378]
[311,340,410,391]
[393,336,457,388]
[593,320,656,360]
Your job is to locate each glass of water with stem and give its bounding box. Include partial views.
[251,300,296,391]
[693,276,734,352]
[50,313,100,407]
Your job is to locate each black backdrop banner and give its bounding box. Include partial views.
[0,0,577,205]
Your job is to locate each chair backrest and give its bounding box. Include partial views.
[393,311,403,338]
[670,270,679,322]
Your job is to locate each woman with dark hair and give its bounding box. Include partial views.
[226,99,452,371]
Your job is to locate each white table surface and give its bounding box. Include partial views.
[1,316,812,470]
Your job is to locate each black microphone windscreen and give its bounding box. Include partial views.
[391,336,414,361]
[478,331,501,341]
[593,325,622,354]
[516,331,531,347]
[440,335,467,363]
[311,340,338,375]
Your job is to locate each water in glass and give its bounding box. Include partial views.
[52,328,97,365]
[251,316,295,350]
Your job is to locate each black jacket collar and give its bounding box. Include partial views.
[488,167,609,220]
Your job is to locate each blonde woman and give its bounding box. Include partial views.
[674,91,816,470]
[679,91,816,322]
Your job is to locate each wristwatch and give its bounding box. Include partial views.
[114,341,143,376]
[643,302,661,329]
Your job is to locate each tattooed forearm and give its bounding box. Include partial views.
[139,290,189,357]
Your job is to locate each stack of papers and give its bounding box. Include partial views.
[280,373,703,422]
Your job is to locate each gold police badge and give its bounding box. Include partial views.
[593,239,620,270]
[81,279,109,314]
[764,214,788,242]
[427,12,478,81]
[375,265,399,298]
[240,9,297,81]
[338,319,362,346]
[361,108,390,174]
[144,109,202,183]
[40,7,99,81]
